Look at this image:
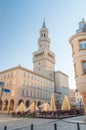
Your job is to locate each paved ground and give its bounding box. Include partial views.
[0,115,86,130]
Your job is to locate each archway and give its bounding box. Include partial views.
[38,101,41,106]
[0,100,3,110]
[18,99,24,105]
[9,99,14,110]
[3,100,8,111]
[25,100,30,108]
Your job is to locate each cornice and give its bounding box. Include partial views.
[0,66,54,81]
[69,32,86,44]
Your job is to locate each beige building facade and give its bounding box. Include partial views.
[33,19,55,79]
[69,18,86,119]
[0,66,54,112]
[54,71,70,104]
[0,20,69,113]
[69,89,76,106]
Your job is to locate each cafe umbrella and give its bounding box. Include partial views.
[49,93,56,112]
[27,101,39,113]
[15,102,27,113]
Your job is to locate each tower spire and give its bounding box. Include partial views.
[42,18,46,28]
[82,17,85,22]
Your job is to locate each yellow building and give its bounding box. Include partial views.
[0,66,54,112]
[69,18,86,119]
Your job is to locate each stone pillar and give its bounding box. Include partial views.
[82,92,86,120]
[14,102,18,112]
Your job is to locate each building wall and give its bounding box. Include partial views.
[69,89,76,105]
[0,66,54,112]
[55,71,69,90]
[54,71,70,104]
[70,31,86,92]
[69,19,86,118]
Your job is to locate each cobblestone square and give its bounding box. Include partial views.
[0,116,86,130]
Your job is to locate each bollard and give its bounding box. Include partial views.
[4,126,7,130]
[54,123,57,130]
[31,124,33,130]
[77,123,80,130]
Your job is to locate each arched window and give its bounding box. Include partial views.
[25,100,30,108]
[18,99,24,105]
[82,61,86,74]
[0,101,3,110]
[9,99,14,110]
[3,100,8,111]
[37,101,41,106]
[44,33,46,37]
[41,33,43,37]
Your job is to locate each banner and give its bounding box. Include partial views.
[2,88,10,93]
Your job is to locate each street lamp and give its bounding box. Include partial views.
[80,99,82,115]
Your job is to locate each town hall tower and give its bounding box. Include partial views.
[33,19,55,79]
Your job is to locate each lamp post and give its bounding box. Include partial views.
[80,100,82,115]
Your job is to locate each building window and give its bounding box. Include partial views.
[39,44,42,47]
[11,73,13,77]
[79,40,86,50]
[41,33,43,37]
[44,33,46,37]
[22,89,24,95]
[26,91,28,96]
[28,74,29,78]
[24,72,26,77]
[82,61,86,74]
[74,64,77,77]
[30,91,32,97]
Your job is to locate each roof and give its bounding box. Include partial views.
[55,71,68,77]
[0,65,54,81]
[76,18,86,33]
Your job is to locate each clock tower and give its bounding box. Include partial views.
[33,19,55,79]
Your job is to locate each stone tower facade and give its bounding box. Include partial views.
[69,19,86,119]
[33,19,55,79]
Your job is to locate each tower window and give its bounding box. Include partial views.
[44,33,46,37]
[79,40,86,50]
[39,44,42,47]
[82,61,86,74]
[41,34,43,37]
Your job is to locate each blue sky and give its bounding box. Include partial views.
[0,0,86,89]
